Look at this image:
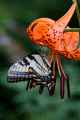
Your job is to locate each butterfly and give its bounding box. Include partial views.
[8,54,57,96]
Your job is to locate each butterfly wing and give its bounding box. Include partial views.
[7,58,32,82]
[8,55,51,82]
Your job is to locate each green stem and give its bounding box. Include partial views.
[64,27,80,32]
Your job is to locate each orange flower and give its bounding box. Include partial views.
[26,2,80,60]
[26,2,79,98]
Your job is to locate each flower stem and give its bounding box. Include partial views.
[64,27,80,32]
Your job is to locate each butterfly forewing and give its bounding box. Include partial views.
[8,54,51,82]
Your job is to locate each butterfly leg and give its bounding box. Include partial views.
[26,79,31,90]
[48,81,56,96]
[48,60,57,96]
[26,79,37,90]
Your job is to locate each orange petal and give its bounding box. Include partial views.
[27,18,55,46]
[55,2,76,32]
[63,31,79,51]
[59,48,80,60]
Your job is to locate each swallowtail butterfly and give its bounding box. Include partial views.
[8,54,56,95]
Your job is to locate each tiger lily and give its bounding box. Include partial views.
[26,2,80,98]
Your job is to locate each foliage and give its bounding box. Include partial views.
[0,0,80,120]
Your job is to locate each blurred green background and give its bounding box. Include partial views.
[0,0,80,120]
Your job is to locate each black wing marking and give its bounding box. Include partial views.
[7,60,33,82]
[31,54,51,75]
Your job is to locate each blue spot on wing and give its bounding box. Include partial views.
[8,71,33,82]
[8,65,33,82]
